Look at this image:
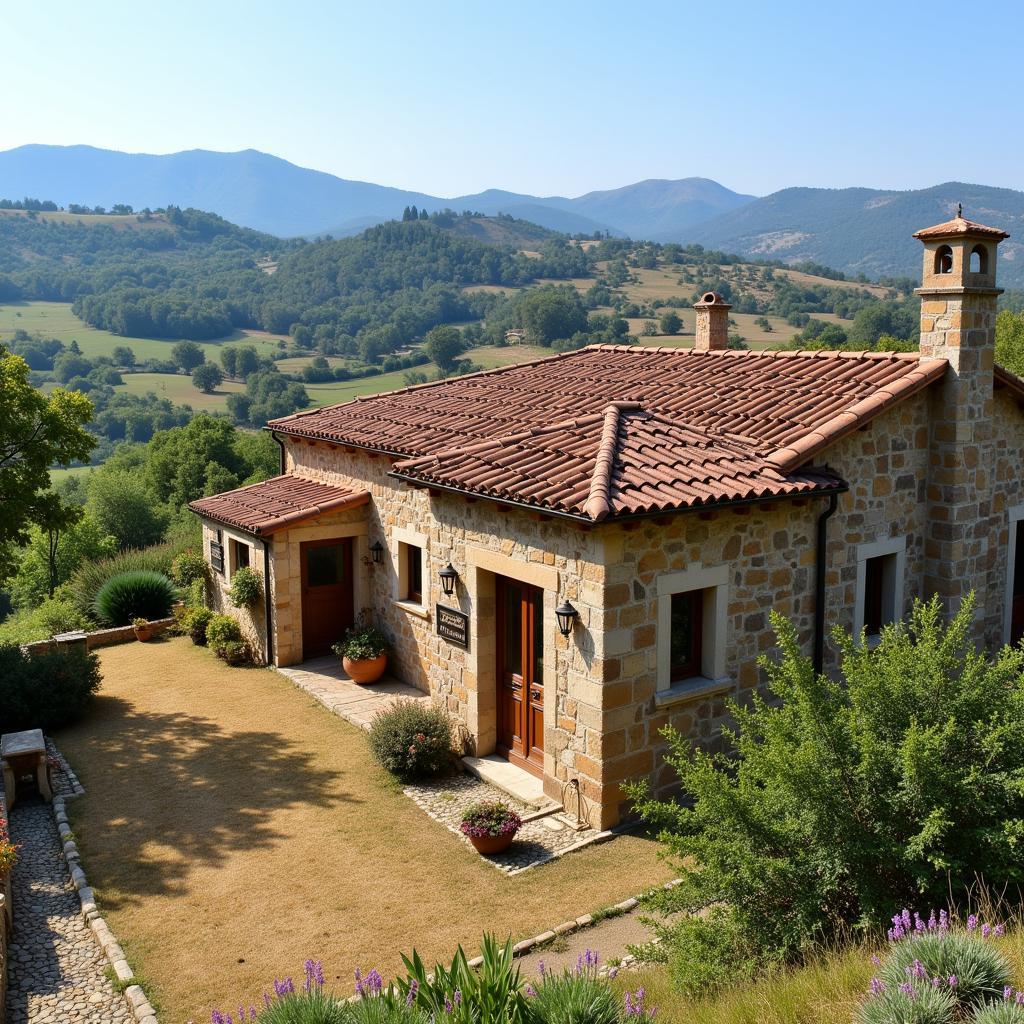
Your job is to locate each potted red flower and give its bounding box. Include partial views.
[132,617,154,642]
[459,800,523,854]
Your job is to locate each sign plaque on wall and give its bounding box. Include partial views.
[436,604,469,649]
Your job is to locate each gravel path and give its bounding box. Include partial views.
[5,799,130,1024]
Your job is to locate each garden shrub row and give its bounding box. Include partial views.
[0,644,102,733]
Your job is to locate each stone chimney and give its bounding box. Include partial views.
[914,210,1009,641]
[693,291,731,351]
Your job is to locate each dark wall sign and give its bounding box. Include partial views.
[436,604,469,649]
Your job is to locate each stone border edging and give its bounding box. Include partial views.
[50,751,159,1024]
[466,878,681,970]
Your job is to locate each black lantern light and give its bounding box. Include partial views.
[439,562,459,597]
[555,600,579,638]
[369,540,384,564]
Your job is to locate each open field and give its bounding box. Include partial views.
[114,371,246,411]
[0,208,172,230]
[0,301,287,362]
[58,639,673,1022]
[49,464,98,485]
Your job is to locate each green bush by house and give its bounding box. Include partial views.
[368,700,453,782]
[0,644,102,733]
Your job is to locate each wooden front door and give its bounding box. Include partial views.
[496,577,544,776]
[300,538,354,659]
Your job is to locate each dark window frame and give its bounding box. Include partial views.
[863,554,887,636]
[404,543,423,605]
[232,538,251,572]
[670,589,704,682]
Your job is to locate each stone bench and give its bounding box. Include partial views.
[1,729,52,809]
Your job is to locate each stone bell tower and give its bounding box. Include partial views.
[915,209,1009,638]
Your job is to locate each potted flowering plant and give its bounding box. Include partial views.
[0,826,18,930]
[132,616,154,642]
[460,800,523,854]
[332,623,390,684]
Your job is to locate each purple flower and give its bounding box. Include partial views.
[996,924,1006,936]
[870,978,886,995]
[608,967,619,979]
[1004,986,1013,1001]
[983,924,992,939]
[454,989,462,1006]
[870,955,882,966]
[263,992,271,1008]
[364,969,383,996]
[899,982,914,995]
[444,996,453,1013]
[967,914,979,931]
[525,983,536,998]
[927,910,938,931]
[212,1013,224,1024]
[538,960,546,978]
[406,979,419,1007]
[249,1010,256,1022]
[948,976,958,988]
[939,909,949,932]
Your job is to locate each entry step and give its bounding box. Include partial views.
[461,754,560,813]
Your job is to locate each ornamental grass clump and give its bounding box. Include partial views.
[367,700,452,781]
[459,801,522,841]
[93,569,176,625]
[625,594,1024,995]
[858,909,1013,1024]
[213,958,347,1024]
[526,950,621,1024]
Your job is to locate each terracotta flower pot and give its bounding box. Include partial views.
[133,625,154,642]
[342,653,387,684]
[468,832,516,855]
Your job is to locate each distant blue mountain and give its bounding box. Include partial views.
[0,144,753,240]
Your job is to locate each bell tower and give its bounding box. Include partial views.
[915,209,1009,639]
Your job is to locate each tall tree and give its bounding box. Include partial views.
[0,346,94,580]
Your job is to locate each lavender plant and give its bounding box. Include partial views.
[525,950,620,1024]
[212,960,346,1024]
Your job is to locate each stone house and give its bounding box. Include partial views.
[191,215,1024,829]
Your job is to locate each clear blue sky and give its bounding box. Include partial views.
[6,0,1022,198]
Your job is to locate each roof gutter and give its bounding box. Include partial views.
[813,490,839,675]
[261,535,274,666]
[269,430,287,475]
[387,470,849,527]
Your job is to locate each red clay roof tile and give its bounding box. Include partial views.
[189,475,369,535]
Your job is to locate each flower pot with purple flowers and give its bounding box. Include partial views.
[459,800,522,854]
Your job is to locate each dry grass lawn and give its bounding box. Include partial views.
[57,638,673,1022]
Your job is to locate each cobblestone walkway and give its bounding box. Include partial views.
[5,799,129,1023]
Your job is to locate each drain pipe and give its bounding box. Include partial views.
[269,430,286,475]
[813,491,839,675]
[261,536,274,665]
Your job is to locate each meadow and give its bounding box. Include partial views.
[0,301,286,361]
[114,371,246,411]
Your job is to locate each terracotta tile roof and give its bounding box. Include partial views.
[913,216,1010,241]
[392,402,844,522]
[269,346,947,465]
[189,475,369,535]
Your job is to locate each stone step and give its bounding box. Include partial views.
[461,755,561,813]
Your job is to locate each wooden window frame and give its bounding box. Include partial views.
[404,543,423,605]
[670,589,704,682]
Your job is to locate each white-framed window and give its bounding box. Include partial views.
[1003,504,1024,645]
[853,536,906,641]
[229,537,251,577]
[656,564,729,696]
[392,526,429,613]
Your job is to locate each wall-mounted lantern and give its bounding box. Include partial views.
[439,562,459,597]
[369,540,384,564]
[555,600,579,638]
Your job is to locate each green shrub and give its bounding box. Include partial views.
[973,1003,1024,1024]
[333,623,389,661]
[879,932,1010,1011]
[68,534,193,618]
[181,606,213,645]
[368,700,452,781]
[346,1000,430,1023]
[527,953,620,1024]
[206,614,242,654]
[0,596,88,646]
[93,570,176,625]
[626,594,1024,993]
[220,639,250,665]
[169,549,207,589]
[227,565,263,607]
[0,644,102,732]
[858,983,956,1024]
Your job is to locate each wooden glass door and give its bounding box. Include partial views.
[300,538,354,658]
[496,577,544,776]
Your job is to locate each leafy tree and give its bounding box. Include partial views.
[220,346,238,377]
[111,345,136,367]
[171,341,205,373]
[423,325,466,372]
[519,286,588,346]
[996,309,1024,377]
[627,595,1024,994]
[0,346,94,579]
[86,468,169,550]
[191,361,224,393]
[9,512,116,606]
[659,311,682,336]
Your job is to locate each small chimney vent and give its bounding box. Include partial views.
[693,291,732,351]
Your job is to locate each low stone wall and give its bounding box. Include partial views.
[21,616,176,657]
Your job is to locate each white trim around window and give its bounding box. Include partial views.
[1003,504,1024,644]
[655,564,729,704]
[391,525,429,617]
[853,535,907,640]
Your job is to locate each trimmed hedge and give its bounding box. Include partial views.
[0,644,102,733]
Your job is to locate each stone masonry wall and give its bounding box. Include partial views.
[987,387,1024,646]
[597,395,933,824]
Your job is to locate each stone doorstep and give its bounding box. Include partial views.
[461,754,560,813]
